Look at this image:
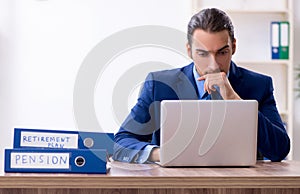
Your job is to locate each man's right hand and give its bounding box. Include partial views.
[148,147,160,162]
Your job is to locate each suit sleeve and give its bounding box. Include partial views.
[113,73,159,163]
[257,77,290,161]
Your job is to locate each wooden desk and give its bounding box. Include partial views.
[1,160,300,194]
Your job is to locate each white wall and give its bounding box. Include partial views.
[293,0,300,160]
[0,0,17,171]
[0,0,192,172]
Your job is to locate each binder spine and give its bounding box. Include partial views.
[13,128,114,155]
[5,149,107,174]
[271,22,280,59]
[279,21,289,59]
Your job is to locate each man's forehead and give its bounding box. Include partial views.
[194,43,230,52]
[191,29,231,50]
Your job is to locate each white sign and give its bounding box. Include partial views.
[20,131,78,148]
[11,152,70,169]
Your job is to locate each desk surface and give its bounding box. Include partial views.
[1,160,300,189]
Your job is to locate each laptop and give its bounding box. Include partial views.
[159,100,258,167]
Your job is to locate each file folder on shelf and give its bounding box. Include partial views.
[271,21,280,59]
[13,128,114,155]
[5,148,107,174]
[271,21,289,60]
[279,21,289,59]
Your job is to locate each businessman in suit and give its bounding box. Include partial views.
[113,8,290,163]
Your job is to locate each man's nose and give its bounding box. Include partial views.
[207,54,220,72]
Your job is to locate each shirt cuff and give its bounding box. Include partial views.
[135,145,159,163]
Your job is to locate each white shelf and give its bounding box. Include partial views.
[226,9,289,14]
[236,60,290,65]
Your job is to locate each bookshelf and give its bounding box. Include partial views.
[191,0,294,159]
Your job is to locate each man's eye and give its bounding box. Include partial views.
[218,50,229,55]
[197,52,209,57]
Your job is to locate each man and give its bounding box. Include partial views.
[113,8,290,163]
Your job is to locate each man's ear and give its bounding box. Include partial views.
[186,43,192,59]
[232,38,236,55]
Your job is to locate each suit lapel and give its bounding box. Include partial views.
[229,61,243,94]
[175,63,198,99]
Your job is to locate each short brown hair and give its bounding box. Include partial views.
[187,8,235,45]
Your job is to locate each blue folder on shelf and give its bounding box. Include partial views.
[13,128,114,155]
[271,21,280,59]
[5,148,107,174]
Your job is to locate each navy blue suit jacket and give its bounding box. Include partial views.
[113,62,290,162]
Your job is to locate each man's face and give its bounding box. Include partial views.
[187,29,236,76]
